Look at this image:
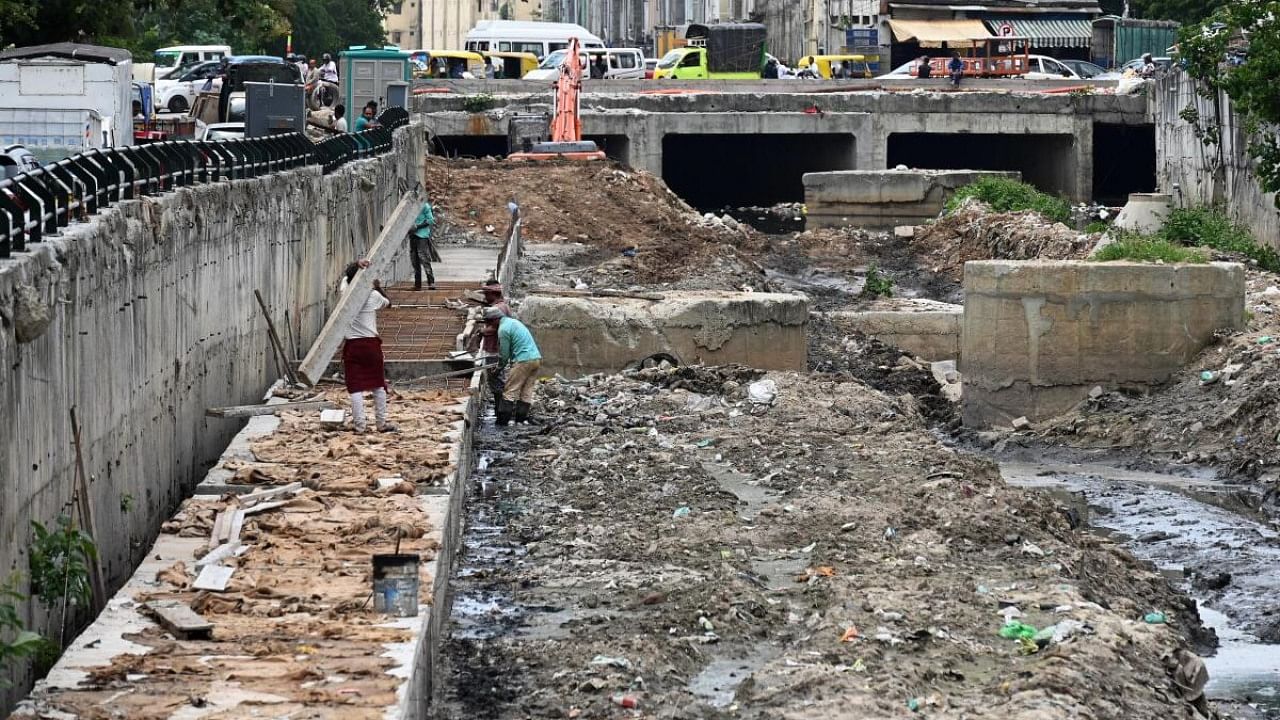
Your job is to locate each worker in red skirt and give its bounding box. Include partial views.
[340,259,397,433]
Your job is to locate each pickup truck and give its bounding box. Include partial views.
[651,23,767,80]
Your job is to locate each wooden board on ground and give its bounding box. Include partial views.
[205,400,335,418]
[240,482,303,506]
[144,600,213,639]
[192,564,235,592]
[296,195,420,385]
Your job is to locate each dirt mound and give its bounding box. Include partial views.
[912,199,1098,283]
[439,370,1210,720]
[423,156,760,286]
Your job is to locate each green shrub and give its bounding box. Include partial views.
[1161,207,1280,272]
[1092,232,1208,264]
[1084,220,1110,234]
[861,265,893,298]
[461,93,496,113]
[944,177,1071,224]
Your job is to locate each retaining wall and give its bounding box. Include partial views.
[825,299,962,361]
[518,292,809,378]
[1154,72,1280,248]
[961,260,1246,428]
[0,125,424,703]
[804,169,1020,230]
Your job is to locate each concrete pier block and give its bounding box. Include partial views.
[518,291,809,378]
[803,169,1021,230]
[825,299,962,361]
[960,260,1246,428]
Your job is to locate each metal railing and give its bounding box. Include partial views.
[0,107,411,259]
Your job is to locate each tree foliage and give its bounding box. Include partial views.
[0,0,388,61]
[1178,1,1280,199]
[1129,0,1225,24]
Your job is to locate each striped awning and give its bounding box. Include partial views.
[985,18,1094,48]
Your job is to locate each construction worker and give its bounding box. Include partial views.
[408,200,441,290]
[482,307,541,426]
[468,281,513,414]
[339,259,397,433]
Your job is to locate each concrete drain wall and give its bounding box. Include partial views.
[0,126,424,700]
[824,299,962,361]
[518,292,809,378]
[961,260,1246,427]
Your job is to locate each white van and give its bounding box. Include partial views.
[524,48,645,80]
[464,20,604,60]
[154,45,232,79]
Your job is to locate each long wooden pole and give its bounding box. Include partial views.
[69,407,107,612]
[255,289,299,386]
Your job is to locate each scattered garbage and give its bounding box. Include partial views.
[673,506,691,519]
[1144,611,1167,625]
[747,379,778,405]
[999,621,1038,640]
[611,694,640,709]
[590,655,632,669]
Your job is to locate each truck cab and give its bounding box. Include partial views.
[651,24,767,80]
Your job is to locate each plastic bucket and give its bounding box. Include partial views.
[371,553,420,617]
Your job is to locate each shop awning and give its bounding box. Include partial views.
[887,19,994,47]
[985,18,1094,48]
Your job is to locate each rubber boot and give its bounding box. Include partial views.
[514,401,531,424]
[495,399,513,426]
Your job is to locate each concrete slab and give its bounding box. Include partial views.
[433,245,501,283]
[804,169,1020,230]
[825,298,962,361]
[961,260,1247,427]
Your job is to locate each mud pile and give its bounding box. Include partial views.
[911,199,1097,284]
[438,369,1209,719]
[1037,271,1280,494]
[423,156,761,287]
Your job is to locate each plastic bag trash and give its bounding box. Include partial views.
[673,506,691,519]
[999,621,1038,639]
[1144,611,1167,624]
[1258,336,1274,345]
[747,379,778,405]
[590,655,632,669]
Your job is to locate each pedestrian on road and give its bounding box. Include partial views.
[339,259,397,433]
[468,281,513,413]
[408,200,441,290]
[483,307,541,426]
[948,52,964,87]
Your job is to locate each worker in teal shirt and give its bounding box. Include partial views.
[483,307,541,426]
[408,200,441,290]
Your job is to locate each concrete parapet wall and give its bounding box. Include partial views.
[826,299,962,361]
[518,292,809,378]
[960,260,1246,428]
[0,125,423,701]
[804,169,1020,229]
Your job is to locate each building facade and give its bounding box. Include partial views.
[383,0,541,51]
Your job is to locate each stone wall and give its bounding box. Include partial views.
[1154,72,1280,248]
[961,260,1245,428]
[804,169,1020,229]
[0,126,424,702]
[517,292,809,378]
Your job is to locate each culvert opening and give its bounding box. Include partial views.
[1093,123,1156,205]
[887,133,1077,199]
[583,135,631,164]
[662,133,856,210]
[432,135,509,158]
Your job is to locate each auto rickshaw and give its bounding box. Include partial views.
[797,54,873,79]
[483,51,539,78]
[411,50,486,79]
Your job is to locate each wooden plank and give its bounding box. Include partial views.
[205,400,335,418]
[255,289,300,386]
[192,564,235,592]
[195,541,241,568]
[226,509,245,544]
[296,195,421,385]
[239,482,303,505]
[242,499,290,516]
[69,408,107,611]
[144,600,213,639]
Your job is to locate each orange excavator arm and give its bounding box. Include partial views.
[550,36,584,143]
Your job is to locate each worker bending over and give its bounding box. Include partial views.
[483,306,541,426]
[340,259,397,433]
[467,281,513,414]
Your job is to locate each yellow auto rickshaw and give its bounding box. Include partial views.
[411,50,486,79]
[483,51,539,79]
[797,54,873,79]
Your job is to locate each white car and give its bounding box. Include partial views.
[156,60,223,114]
[878,54,1081,80]
[198,122,245,141]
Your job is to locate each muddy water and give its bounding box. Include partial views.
[1001,459,1280,714]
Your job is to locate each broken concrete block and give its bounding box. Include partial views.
[1011,416,1031,431]
[13,283,51,343]
[320,409,346,429]
[893,225,916,239]
[1089,385,1104,399]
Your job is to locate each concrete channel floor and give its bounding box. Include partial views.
[13,249,498,720]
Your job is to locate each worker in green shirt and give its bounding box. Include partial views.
[408,200,441,290]
[483,307,541,426]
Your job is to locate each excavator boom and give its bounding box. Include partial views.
[509,36,605,162]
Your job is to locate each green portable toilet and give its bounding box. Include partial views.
[339,46,411,116]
